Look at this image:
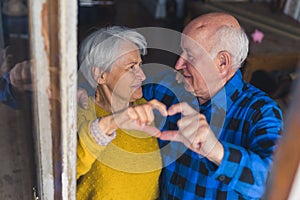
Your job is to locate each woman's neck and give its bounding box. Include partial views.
[95,86,130,113]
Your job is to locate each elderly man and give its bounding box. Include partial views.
[149,12,283,199]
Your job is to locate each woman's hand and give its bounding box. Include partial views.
[99,99,168,137]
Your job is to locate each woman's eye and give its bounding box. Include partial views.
[128,65,136,71]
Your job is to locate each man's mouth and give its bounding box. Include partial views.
[131,84,142,89]
[181,70,192,78]
[183,74,192,79]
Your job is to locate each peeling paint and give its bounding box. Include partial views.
[41,3,50,58]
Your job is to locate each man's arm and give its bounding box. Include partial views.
[160,101,282,199]
[210,104,282,199]
[0,72,17,108]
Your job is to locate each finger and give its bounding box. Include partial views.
[159,130,191,148]
[22,84,33,91]
[79,95,88,109]
[123,120,161,137]
[148,99,167,116]
[178,119,200,140]
[139,125,161,137]
[133,105,149,125]
[10,64,22,83]
[77,88,89,109]
[9,70,18,86]
[143,104,155,125]
[191,128,210,151]
[177,113,201,129]
[159,130,180,141]
[127,107,138,120]
[168,102,197,116]
[21,61,32,83]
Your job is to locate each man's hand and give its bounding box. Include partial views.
[159,102,224,165]
[0,46,14,76]
[77,87,89,110]
[9,60,32,91]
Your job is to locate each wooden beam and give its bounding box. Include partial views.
[28,0,77,199]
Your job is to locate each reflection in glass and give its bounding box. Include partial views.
[0,0,36,199]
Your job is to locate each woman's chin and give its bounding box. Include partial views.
[130,89,143,101]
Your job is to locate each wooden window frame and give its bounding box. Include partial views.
[28,0,77,199]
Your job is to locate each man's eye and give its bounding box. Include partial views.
[187,55,194,61]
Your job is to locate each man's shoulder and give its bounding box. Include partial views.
[236,82,283,121]
[242,81,279,106]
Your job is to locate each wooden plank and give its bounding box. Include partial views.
[28,0,77,199]
[59,0,78,199]
[28,0,54,199]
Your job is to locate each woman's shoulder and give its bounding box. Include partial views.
[134,98,147,105]
[77,97,110,118]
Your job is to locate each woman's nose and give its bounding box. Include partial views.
[135,67,146,81]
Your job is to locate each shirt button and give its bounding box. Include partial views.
[218,175,226,181]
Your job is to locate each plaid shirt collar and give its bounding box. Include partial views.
[191,70,244,116]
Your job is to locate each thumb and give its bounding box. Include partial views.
[160,130,191,149]
[137,125,162,138]
[159,130,181,141]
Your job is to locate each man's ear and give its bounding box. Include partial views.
[216,51,231,74]
[92,67,105,84]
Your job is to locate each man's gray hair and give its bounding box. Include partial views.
[209,25,249,70]
[79,26,147,87]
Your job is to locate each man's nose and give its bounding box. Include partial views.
[175,56,186,70]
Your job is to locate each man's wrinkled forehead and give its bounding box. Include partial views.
[181,13,240,49]
[180,25,213,53]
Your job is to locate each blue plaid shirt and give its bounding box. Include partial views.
[143,68,283,199]
[0,72,18,109]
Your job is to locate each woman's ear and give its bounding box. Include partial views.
[92,67,105,85]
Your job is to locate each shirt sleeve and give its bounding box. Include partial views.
[208,104,282,199]
[76,102,106,180]
[0,73,18,109]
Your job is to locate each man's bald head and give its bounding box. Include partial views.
[183,13,241,49]
[182,12,248,70]
[184,12,240,36]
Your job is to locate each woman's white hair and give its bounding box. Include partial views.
[79,26,147,87]
[209,25,249,70]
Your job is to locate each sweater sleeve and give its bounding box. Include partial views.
[76,100,106,179]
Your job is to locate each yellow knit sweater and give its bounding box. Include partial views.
[77,97,162,200]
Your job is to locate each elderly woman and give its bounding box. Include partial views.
[77,26,167,199]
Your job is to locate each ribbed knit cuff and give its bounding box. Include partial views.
[90,118,116,146]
